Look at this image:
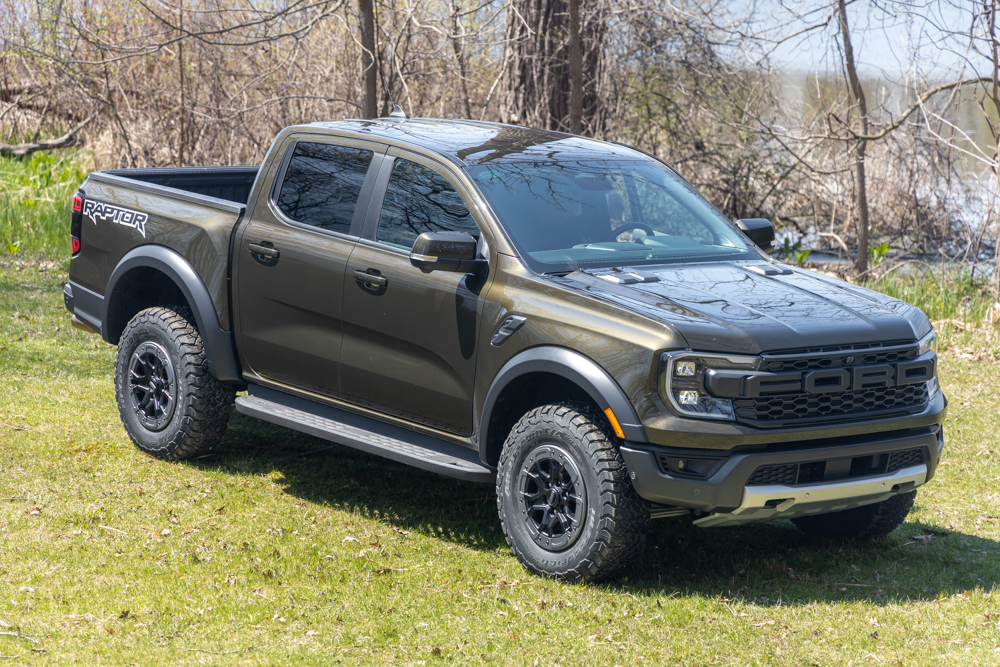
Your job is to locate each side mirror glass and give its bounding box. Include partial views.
[410,231,488,275]
[736,218,775,254]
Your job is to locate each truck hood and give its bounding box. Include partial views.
[562,262,931,354]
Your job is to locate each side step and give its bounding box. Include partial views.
[235,385,495,483]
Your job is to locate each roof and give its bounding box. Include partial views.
[304,118,649,166]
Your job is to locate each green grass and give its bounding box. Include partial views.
[862,266,996,324]
[859,267,1000,355]
[0,151,88,258]
[3,259,1000,665]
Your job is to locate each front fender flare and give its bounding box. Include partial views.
[104,245,241,382]
[479,347,648,463]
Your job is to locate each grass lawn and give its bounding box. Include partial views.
[2,258,1000,666]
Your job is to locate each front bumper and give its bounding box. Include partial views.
[691,463,926,527]
[620,425,944,525]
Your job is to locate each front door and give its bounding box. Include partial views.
[236,137,384,397]
[339,152,488,435]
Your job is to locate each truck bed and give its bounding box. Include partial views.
[101,166,259,205]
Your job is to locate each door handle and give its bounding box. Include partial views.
[248,243,279,259]
[354,270,387,287]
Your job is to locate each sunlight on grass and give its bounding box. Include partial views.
[2,259,1000,665]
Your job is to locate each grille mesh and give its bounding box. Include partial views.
[734,384,928,425]
[887,448,925,472]
[760,341,916,372]
[746,464,797,486]
[745,447,926,486]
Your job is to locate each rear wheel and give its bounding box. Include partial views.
[791,491,917,539]
[496,404,648,582]
[115,307,234,460]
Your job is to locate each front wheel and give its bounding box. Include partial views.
[496,404,648,582]
[114,307,234,460]
[791,490,917,539]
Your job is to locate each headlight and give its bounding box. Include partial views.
[916,330,939,398]
[660,352,758,420]
[918,330,938,356]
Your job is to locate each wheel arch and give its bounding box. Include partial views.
[479,347,647,467]
[103,245,241,382]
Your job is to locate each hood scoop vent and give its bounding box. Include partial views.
[595,271,661,285]
[746,264,794,277]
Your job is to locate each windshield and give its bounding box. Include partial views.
[467,159,756,273]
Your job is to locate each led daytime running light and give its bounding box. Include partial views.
[918,330,938,357]
[660,352,757,421]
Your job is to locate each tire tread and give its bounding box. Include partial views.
[114,307,234,461]
[496,403,648,582]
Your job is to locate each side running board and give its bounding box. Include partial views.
[235,385,495,483]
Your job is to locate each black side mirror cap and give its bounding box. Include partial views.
[410,231,488,275]
[736,218,775,254]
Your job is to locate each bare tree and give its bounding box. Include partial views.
[499,0,606,134]
[836,0,872,271]
[569,0,582,134]
[359,0,379,118]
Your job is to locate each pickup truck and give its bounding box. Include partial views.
[64,117,946,582]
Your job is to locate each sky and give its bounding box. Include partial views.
[724,0,992,81]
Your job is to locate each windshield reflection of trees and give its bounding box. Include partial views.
[469,159,748,269]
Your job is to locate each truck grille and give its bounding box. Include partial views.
[733,342,929,427]
[735,383,928,424]
[746,447,925,486]
[759,340,917,373]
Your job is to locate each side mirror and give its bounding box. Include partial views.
[736,218,775,254]
[410,231,488,275]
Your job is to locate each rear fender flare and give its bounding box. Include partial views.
[104,245,241,382]
[479,347,647,463]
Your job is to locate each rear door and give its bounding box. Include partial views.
[338,149,489,435]
[235,135,385,397]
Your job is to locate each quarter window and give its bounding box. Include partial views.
[276,142,374,234]
[376,158,479,250]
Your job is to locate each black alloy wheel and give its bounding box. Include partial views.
[115,307,234,460]
[517,444,587,551]
[497,403,648,582]
[128,341,176,431]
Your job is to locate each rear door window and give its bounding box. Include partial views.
[275,142,374,235]
[375,158,479,250]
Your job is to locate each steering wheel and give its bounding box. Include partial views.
[610,221,655,241]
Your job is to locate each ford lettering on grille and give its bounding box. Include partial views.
[707,358,935,398]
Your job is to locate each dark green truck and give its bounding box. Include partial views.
[65,118,945,581]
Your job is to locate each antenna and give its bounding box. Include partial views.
[382,75,409,121]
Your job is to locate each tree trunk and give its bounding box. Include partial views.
[359,0,378,119]
[499,0,605,134]
[837,0,871,273]
[451,1,473,119]
[986,0,1000,298]
[568,0,582,134]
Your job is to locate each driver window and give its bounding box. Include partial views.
[376,158,480,250]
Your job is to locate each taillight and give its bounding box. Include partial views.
[71,191,84,256]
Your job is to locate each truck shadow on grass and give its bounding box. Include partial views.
[207,412,1000,605]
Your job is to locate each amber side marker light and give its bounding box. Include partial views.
[604,408,625,439]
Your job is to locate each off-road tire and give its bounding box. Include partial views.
[115,307,234,460]
[496,403,648,582]
[791,490,917,539]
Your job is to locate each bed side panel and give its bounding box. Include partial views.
[73,174,243,330]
